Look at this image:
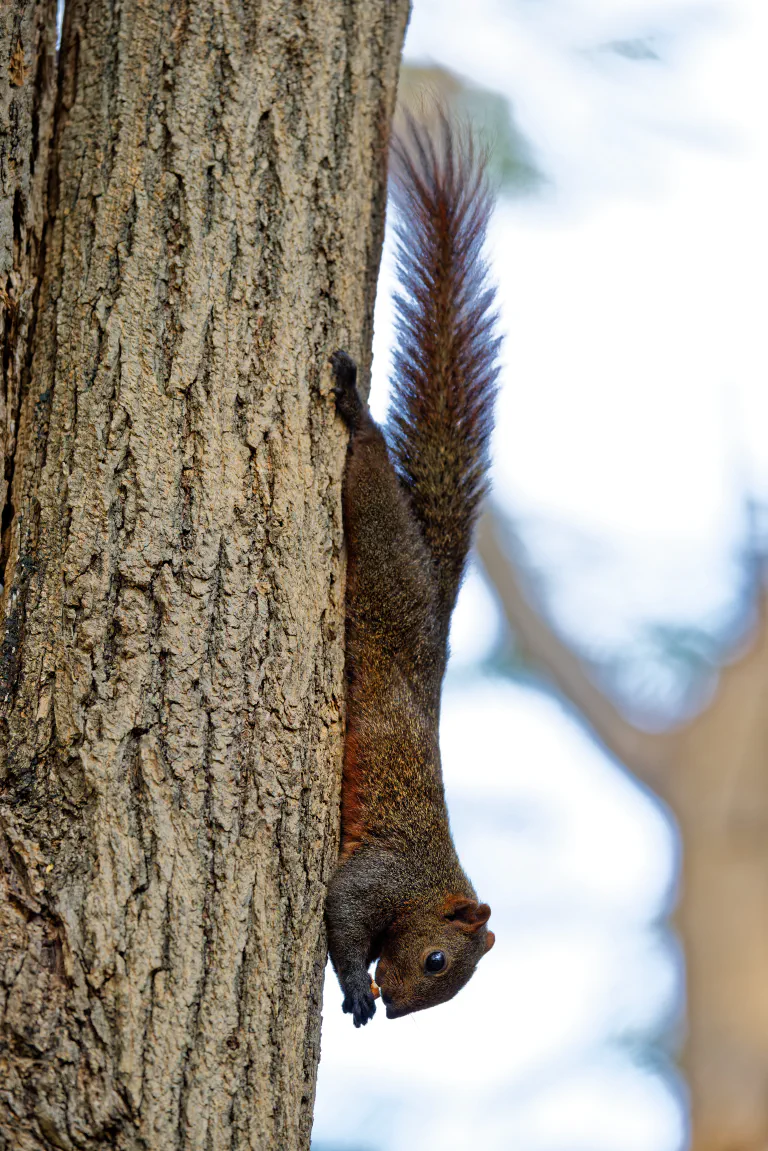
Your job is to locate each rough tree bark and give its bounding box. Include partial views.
[1,0,58,583]
[479,510,768,1151]
[0,2,410,1148]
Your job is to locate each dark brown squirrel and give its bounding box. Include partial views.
[326,112,501,1027]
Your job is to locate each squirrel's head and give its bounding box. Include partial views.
[374,893,494,1019]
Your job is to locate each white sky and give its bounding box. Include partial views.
[314,2,767,1148]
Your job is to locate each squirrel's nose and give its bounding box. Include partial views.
[380,991,394,1007]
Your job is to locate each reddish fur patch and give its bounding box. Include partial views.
[339,722,367,860]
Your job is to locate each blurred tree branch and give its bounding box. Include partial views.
[477,509,672,791]
[477,503,768,1151]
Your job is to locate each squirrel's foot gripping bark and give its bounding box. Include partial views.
[330,349,364,431]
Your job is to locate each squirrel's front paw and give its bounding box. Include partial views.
[342,982,376,1028]
[329,349,363,431]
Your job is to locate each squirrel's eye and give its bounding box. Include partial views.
[424,950,447,974]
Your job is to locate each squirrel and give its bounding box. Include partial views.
[325,111,500,1027]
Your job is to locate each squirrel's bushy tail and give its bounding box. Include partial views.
[388,110,501,631]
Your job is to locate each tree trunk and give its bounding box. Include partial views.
[668,608,768,1151]
[0,2,409,1148]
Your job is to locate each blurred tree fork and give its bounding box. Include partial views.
[480,513,768,1151]
[0,0,409,1147]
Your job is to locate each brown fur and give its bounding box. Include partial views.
[325,113,500,1027]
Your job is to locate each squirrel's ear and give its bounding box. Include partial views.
[444,895,492,933]
[484,930,496,953]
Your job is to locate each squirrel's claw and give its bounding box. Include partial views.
[342,985,376,1027]
[330,349,363,431]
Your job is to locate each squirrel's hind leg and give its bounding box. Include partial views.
[329,349,364,431]
[330,350,439,681]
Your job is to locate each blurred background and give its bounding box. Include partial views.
[313,1,768,1148]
